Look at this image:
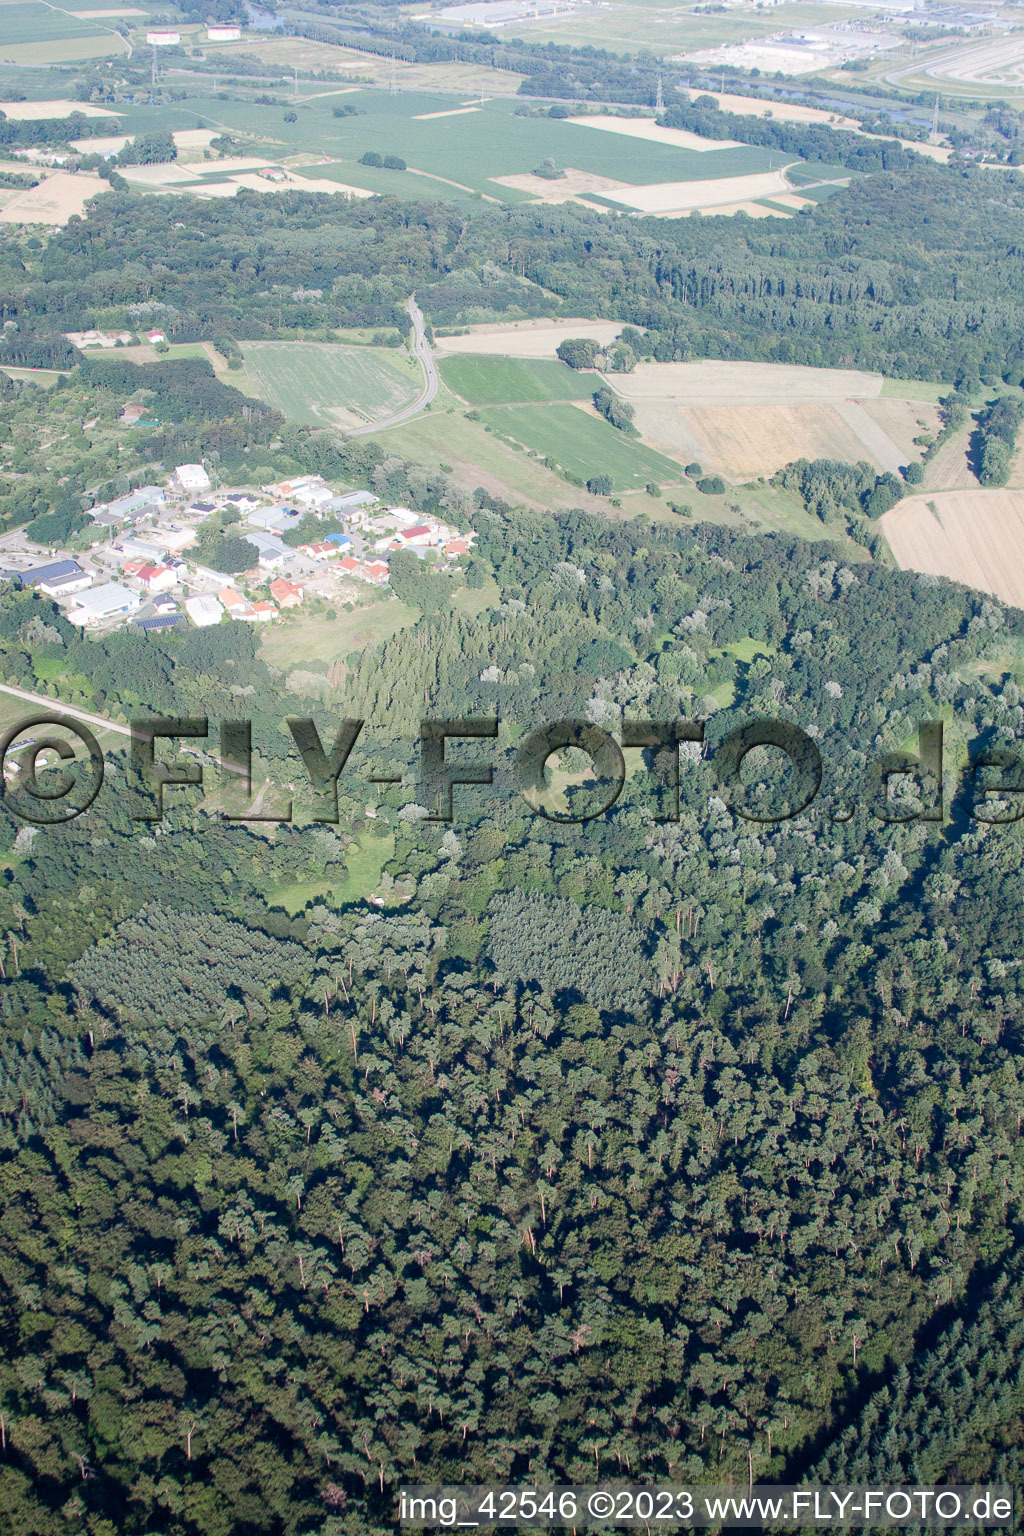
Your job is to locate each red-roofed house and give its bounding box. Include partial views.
[122,557,147,577]
[445,538,469,557]
[137,564,177,593]
[219,587,246,612]
[247,600,279,622]
[269,577,303,609]
[399,524,435,547]
[338,555,360,574]
[299,541,338,561]
[363,560,389,584]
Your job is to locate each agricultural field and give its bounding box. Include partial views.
[129,90,783,208]
[239,341,422,429]
[439,354,593,405]
[607,360,933,479]
[481,402,684,490]
[435,321,628,359]
[881,490,1024,607]
[0,0,126,60]
[0,171,108,225]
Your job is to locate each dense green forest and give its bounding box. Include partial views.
[2,503,1024,1530]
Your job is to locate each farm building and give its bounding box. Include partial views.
[147,330,167,346]
[146,30,180,44]
[175,464,211,494]
[67,583,140,627]
[185,594,224,628]
[207,23,242,38]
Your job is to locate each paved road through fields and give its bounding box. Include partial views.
[350,294,438,435]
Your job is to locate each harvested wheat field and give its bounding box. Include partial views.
[679,403,875,479]
[0,99,123,119]
[702,91,861,130]
[612,360,884,404]
[882,490,1024,607]
[70,134,129,155]
[567,114,743,152]
[435,320,627,358]
[492,168,631,203]
[611,169,793,213]
[0,172,107,224]
[119,163,202,186]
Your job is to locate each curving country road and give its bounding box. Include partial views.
[350,294,438,436]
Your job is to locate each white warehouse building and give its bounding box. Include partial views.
[67,583,141,627]
[185,594,225,628]
[175,463,211,494]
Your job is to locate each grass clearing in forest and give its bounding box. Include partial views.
[259,600,420,670]
[239,341,422,429]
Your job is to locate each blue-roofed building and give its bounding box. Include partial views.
[324,533,352,549]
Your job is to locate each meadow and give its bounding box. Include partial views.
[238,341,422,429]
[481,402,684,490]
[439,354,593,406]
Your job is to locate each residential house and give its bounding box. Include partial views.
[363,560,390,584]
[269,577,303,609]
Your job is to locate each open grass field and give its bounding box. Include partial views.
[270,830,395,914]
[882,490,1024,608]
[375,405,655,515]
[239,341,422,429]
[259,598,420,671]
[439,354,593,405]
[481,402,684,490]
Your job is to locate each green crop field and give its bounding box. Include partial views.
[0,2,108,43]
[155,91,780,202]
[439,354,594,406]
[482,403,685,490]
[239,341,422,428]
